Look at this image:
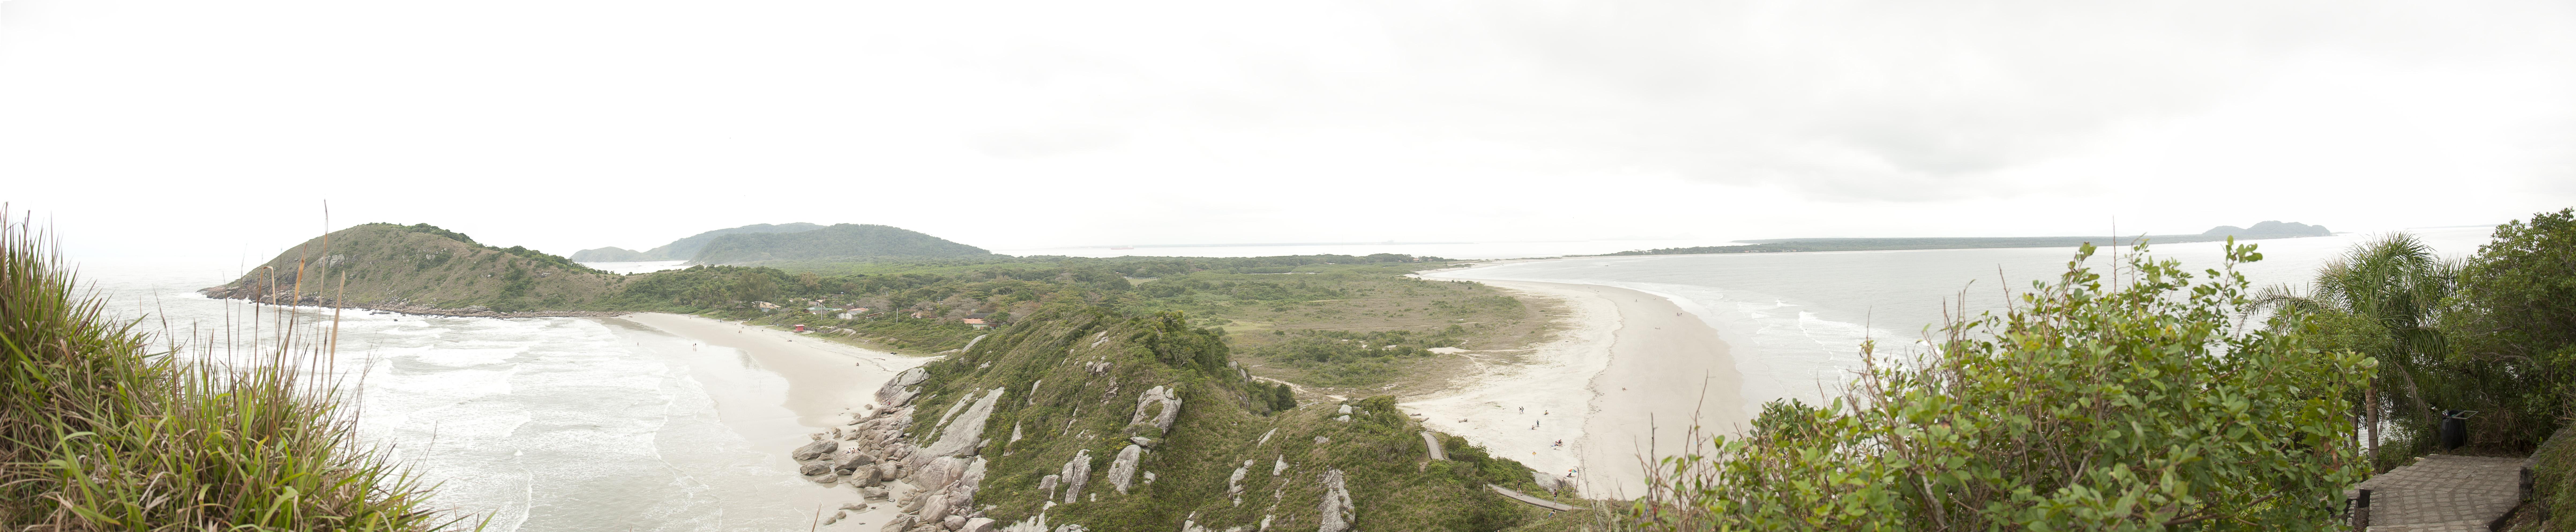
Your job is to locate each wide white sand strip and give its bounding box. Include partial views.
[620,312,932,429]
[611,312,934,527]
[1401,280,1748,499]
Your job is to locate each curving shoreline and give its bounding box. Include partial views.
[1401,277,1749,499]
[614,312,936,529]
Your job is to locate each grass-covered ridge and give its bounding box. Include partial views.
[1,215,454,530]
[203,222,624,313]
[880,304,1576,530]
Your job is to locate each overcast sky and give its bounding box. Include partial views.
[6,0,2573,262]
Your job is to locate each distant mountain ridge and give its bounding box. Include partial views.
[2202,220,2331,238]
[1611,221,2335,256]
[689,224,992,264]
[571,222,825,261]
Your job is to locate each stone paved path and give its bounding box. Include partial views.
[2352,454,2525,531]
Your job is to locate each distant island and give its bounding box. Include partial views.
[572,222,992,265]
[1606,221,2332,256]
[689,223,993,264]
[570,222,825,262]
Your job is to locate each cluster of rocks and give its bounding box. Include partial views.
[795,344,1374,532]
[795,367,1106,532]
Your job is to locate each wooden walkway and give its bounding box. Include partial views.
[1487,484,1577,512]
[2352,454,2526,531]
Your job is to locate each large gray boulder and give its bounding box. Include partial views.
[1318,469,1355,532]
[1106,444,1145,494]
[1127,385,1182,434]
[1059,449,1093,503]
[792,439,839,461]
[924,388,1008,458]
[915,456,970,491]
[835,451,877,472]
[877,367,930,406]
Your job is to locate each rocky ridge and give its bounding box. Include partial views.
[780,306,1571,531]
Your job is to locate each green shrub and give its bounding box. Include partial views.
[1629,242,2373,530]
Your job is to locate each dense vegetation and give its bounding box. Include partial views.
[626,254,1542,391]
[570,222,825,262]
[688,223,994,264]
[3,217,450,529]
[1628,208,2576,530]
[383,222,605,274]
[206,223,625,313]
[1628,241,2373,530]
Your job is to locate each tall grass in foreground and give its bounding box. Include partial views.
[1,214,459,531]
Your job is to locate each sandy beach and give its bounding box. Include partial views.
[1401,279,1749,498]
[608,313,934,528]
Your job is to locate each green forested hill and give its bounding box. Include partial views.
[200,223,626,314]
[689,223,992,264]
[571,222,824,261]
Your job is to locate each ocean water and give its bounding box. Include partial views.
[1425,227,2501,416]
[988,239,1752,260]
[78,260,837,532]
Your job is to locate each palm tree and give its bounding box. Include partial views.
[2249,233,2457,463]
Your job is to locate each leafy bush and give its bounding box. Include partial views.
[2440,208,2576,451]
[1629,242,2373,530]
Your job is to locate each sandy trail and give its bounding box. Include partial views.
[1401,280,1748,499]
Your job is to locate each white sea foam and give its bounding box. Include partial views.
[80,272,834,532]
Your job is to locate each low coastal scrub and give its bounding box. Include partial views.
[1628,242,2374,530]
[1242,328,1465,388]
[1,218,453,530]
[859,304,1568,531]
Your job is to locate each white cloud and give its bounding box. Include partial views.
[3,0,2571,262]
